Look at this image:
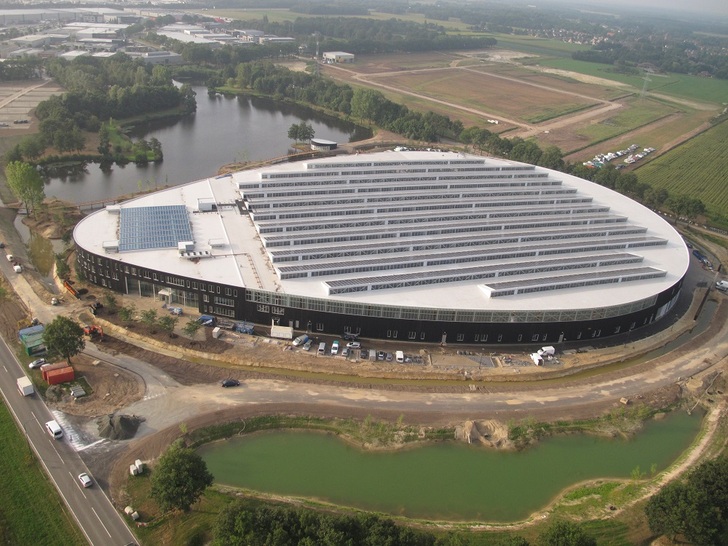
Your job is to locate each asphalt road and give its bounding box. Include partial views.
[0,336,137,546]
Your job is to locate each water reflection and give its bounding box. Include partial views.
[43,86,370,204]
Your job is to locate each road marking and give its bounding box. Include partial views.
[49,439,64,463]
[31,410,43,430]
[91,507,112,538]
[70,472,87,499]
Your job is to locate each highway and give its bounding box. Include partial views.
[0,335,137,546]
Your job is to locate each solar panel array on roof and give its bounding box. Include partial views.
[239,156,669,296]
[119,205,193,252]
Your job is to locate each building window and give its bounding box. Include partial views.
[386,330,392,338]
[316,323,324,331]
[457,334,464,341]
[532,334,539,342]
[408,331,416,339]
[257,304,269,313]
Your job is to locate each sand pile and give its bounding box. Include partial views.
[97,414,144,440]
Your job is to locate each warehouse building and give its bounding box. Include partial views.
[74,151,689,345]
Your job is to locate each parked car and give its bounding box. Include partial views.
[221,379,240,388]
[377,351,385,361]
[292,334,309,347]
[330,340,340,355]
[346,341,361,349]
[303,339,313,351]
[29,358,47,369]
[341,347,350,357]
[385,353,393,362]
[78,473,93,488]
[360,349,369,360]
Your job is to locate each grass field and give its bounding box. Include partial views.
[538,58,728,106]
[374,69,598,122]
[634,120,728,217]
[0,403,85,545]
[488,35,592,57]
[575,98,680,142]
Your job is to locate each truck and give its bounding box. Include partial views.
[16,376,34,396]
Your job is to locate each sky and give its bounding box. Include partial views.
[546,0,728,20]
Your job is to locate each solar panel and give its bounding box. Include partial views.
[119,205,192,252]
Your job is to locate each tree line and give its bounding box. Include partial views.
[214,500,596,545]
[3,55,194,164]
[645,456,728,545]
[231,61,463,141]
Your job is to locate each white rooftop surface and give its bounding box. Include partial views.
[75,151,689,312]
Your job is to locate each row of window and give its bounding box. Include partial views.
[245,288,657,323]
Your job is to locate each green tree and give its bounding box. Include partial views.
[297,121,315,142]
[18,135,46,161]
[150,441,213,512]
[118,304,135,324]
[287,122,301,143]
[43,316,85,364]
[158,315,178,337]
[645,457,728,545]
[4,161,45,218]
[538,520,596,546]
[183,318,202,338]
[54,253,70,280]
[140,309,158,331]
[103,292,118,313]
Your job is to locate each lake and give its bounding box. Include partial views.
[198,410,702,522]
[43,87,370,204]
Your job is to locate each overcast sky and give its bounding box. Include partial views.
[547,0,728,19]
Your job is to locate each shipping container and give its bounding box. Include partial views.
[46,366,75,385]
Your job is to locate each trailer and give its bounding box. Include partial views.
[16,376,34,396]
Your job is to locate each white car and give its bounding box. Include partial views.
[29,358,47,369]
[330,340,340,355]
[78,473,93,488]
[346,341,361,349]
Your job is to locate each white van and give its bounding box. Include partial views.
[45,420,63,440]
[318,342,326,355]
[716,280,728,292]
[395,350,404,363]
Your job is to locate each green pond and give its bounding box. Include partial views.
[198,410,702,522]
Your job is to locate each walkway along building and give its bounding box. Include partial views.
[73,151,689,345]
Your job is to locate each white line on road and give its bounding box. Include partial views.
[91,507,112,538]
[31,410,43,430]
[49,439,64,463]
[69,472,87,499]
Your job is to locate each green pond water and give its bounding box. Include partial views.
[199,410,702,522]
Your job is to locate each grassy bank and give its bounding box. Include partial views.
[123,405,717,546]
[0,402,85,545]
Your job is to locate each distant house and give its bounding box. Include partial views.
[322,51,355,64]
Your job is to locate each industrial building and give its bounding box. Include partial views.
[322,51,355,63]
[73,151,689,345]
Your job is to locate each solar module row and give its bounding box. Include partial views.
[276,251,643,278]
[119,205,192,253]
[262,214,635,248]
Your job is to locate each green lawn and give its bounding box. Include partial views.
[0,402,86,545]
[538,58,728,105]
[576,99,680,142]
[635,120,728,218]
